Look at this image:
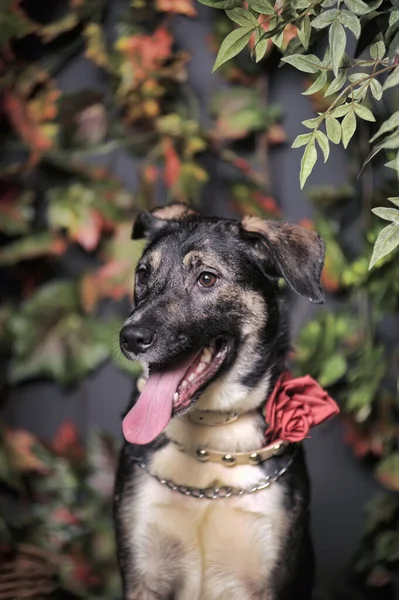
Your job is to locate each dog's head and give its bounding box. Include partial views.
[120,204,325,444]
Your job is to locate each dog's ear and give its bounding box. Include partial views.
[132,203,197,240]
[241,216,325,304]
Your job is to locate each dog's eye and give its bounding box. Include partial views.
[136,267,149,286]
[198,272,218,288]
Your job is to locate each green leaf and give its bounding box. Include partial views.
[311,9,338,29]
[376,453,399,491]
[330,103,351,118]
[390,2,399,27]
[389,31,399,63]
[363,130,399,168]
[298,15,311,50]
[370,79,383,100]
[344,0,374,15]
[354,104,376,122]
[281,53,322,73]
[0,7,33,50]
[272,28,285,49]
[315,130,330,162]
[255,28,268,62]
[199,0,242,8]
[388,197,399,207]
[325,70,347,96]
[369,222,399,269]
[339,10,361,39]
[381,132,399,150]
[212,27,255,72]
[341,109,357,148]
[326,116,342,144]
[370,111,399,142]
[370,39,386,60]
[0,234,64,266]
[322,0,337,6]
[226,7,259,27]
[247,0,275,14]
[292,0,313,7]
[372,207,399,222]
[302,116,321,129]
[300,139,317,188]
[292,132,313,148]
[330,20,347,76]
[385,159,398,170]
[318,353,347,387]
[383,67,399,92]
[303,71,328,95]
[348,72,367,84]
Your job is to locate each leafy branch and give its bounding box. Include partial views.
[199,0,399,266]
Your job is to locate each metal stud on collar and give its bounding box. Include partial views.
[173,439,288,467]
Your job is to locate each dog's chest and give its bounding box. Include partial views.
[128,445,290,599]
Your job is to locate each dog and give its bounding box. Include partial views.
[114,203,326,600]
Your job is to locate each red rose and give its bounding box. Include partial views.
[264,373,339,444]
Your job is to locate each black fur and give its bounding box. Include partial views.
[115,207,324,600]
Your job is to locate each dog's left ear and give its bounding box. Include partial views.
[132,203,197,240]
[241,216,325,304]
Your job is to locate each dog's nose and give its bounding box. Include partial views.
[120,326,155,354]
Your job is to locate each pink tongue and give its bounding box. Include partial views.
[122,352,199,445]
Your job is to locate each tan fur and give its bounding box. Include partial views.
[152,204,196,221]
[241,216,321,255]
[148,248,163,270]
[241,215,272,236]
[182,250,226,270]
[126,374,289,600]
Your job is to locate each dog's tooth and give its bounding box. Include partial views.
[197,363,206,374]
[201,348,212,363]
[188,374,196,382]
[174,392,179,403]
[181,380,189,389]
[137,377,147,393]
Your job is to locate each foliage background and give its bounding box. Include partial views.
[1,0,399,599]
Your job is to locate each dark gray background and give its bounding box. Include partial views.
[3,3,389,596]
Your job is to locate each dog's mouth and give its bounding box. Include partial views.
[122,338,229,445]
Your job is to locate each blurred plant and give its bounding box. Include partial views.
[199,0,399,266]
[0,420,121,598]
[0,0,286,392]
[0,1,286,596]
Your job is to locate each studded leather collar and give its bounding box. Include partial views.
[172,437,288,467]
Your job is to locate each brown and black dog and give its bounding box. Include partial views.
[114,204,325,600]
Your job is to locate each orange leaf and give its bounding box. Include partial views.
[4,429,48,473]
[80,259,132,312]
[74,210,103,252]
[266,124,287,145]
[156,0,196,16]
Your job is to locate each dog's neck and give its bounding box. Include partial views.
[165,364,276,455]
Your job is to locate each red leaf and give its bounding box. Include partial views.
[3,90,53,155]
[163,137,181,188]
[116,27,173,88]
[252,191,281,216]
[52,421,84,460]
